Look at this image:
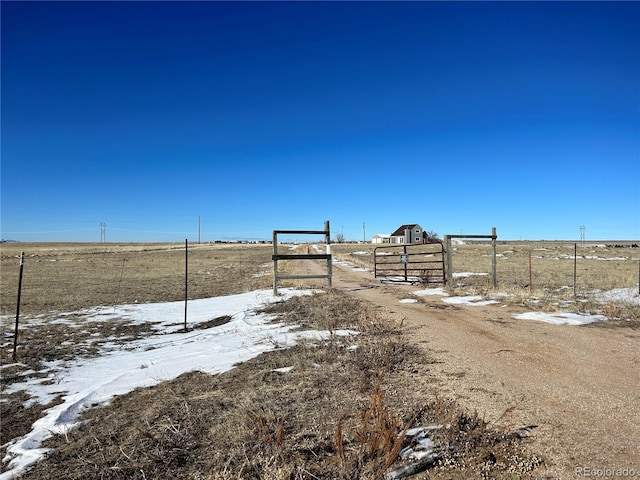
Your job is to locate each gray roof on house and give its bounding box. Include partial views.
[390,224,421,236]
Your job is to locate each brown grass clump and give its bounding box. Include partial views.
[13,291,541,480]
[592,301,640,329]
[333,381,412,478]
[258,289,402,335]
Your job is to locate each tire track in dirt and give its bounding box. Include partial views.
[298,255,640,479]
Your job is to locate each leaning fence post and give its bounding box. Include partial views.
[12,252,25,361]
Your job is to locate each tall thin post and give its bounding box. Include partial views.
[491,227,497,288]
[325,220,332,288]
[573,243,578,296]
[273,230,279,296]
[403,245,408,282]
[198,216,201,244]
[444,235,452,285]
[528,250,533,294]
[12,252,25,361]
[184,239,188,331]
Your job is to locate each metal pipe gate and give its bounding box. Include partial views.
[374,241,446,284]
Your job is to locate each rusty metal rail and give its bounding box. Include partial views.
[272,221,332,295]
[374,241,446,284]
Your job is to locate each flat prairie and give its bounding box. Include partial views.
[1,242,638,479]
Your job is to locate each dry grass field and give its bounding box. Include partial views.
[332,241,640,323]
[332,241,639,291]
[1,243,278,317]
[1,241,638,479]
[2,241,637,318]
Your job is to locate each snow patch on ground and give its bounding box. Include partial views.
[513,311,606,325]
[442,296,498,307]
[0,288,356,480]
[413,287,449,297]
[593,287,640,305]
[453,272,488,278]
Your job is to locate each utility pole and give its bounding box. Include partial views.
[363,222,366,243]
[198,215,201,244]
[100,222,106,243]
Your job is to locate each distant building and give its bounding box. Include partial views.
[372,225,427,244]
[371,234,392,244]
[390,224,426,244]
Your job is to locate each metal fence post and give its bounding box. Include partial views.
[12,252,25,361]
[491,227,497,288]
[273,230,279,296]
[184,239,188,331]
[325,220,332,288]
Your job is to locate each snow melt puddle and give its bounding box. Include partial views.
[1,288,357,480]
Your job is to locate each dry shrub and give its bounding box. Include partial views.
[333,381,412,479]
[595,301,640,329]
[418,395,543,478]
[252,410,289,451]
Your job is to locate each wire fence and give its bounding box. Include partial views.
[0,243,277,319]
[333,241,640,295]
[2,241,639,323]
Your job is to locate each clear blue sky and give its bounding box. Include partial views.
[2,1,639,243]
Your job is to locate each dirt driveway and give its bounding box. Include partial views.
[302,257,640,479]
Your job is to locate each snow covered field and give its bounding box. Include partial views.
[0,289,356,479]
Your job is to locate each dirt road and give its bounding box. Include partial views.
[302,257,640,479]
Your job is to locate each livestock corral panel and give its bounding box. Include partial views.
[374,242,445,284]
